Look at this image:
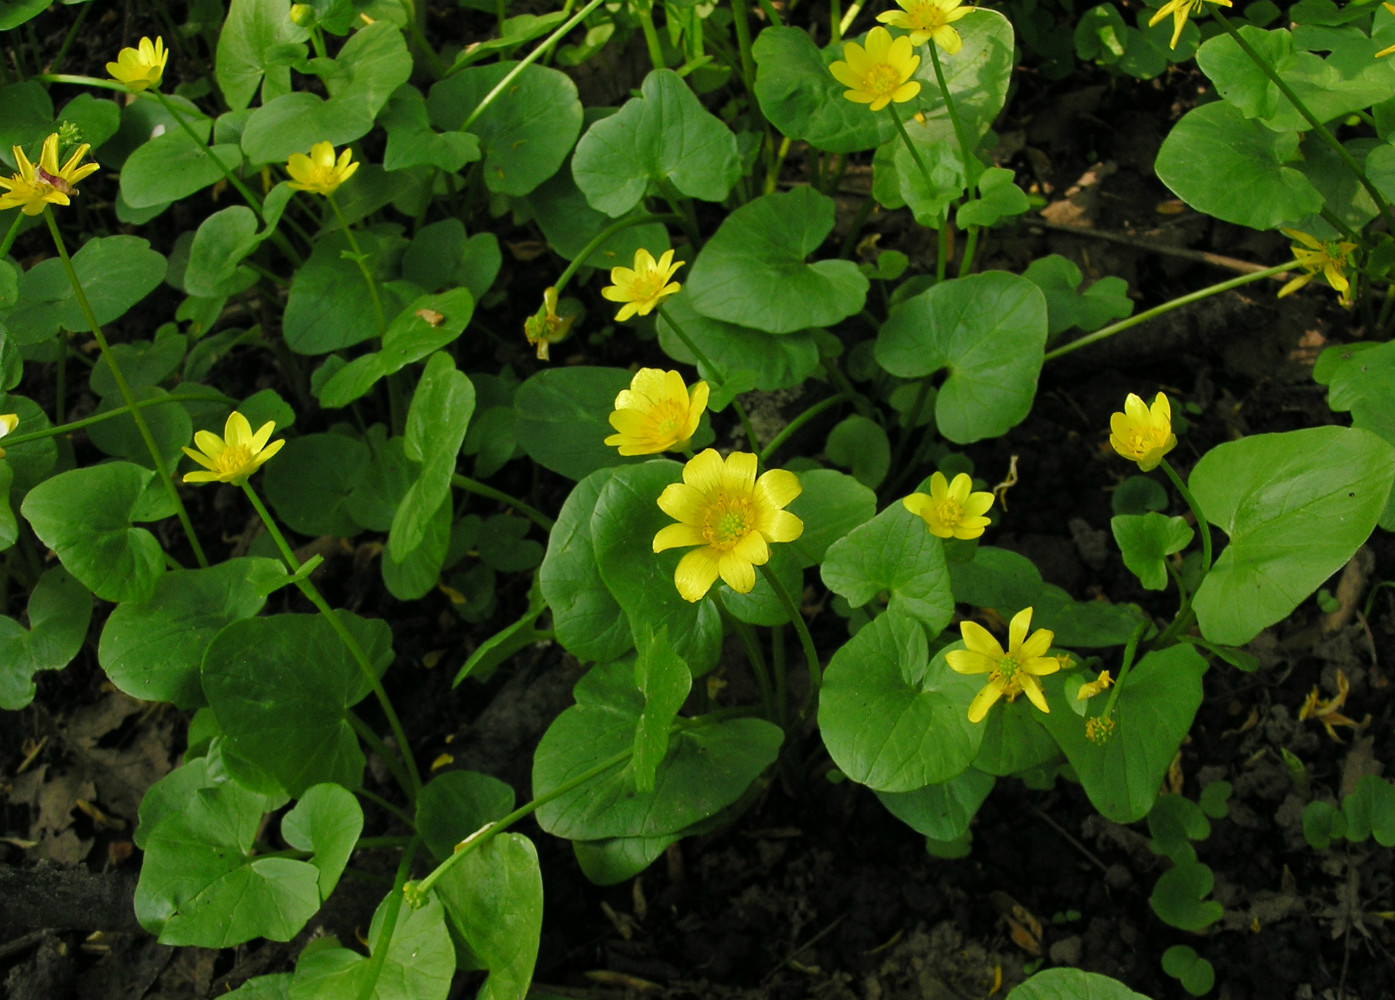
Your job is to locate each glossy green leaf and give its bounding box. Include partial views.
[121,129,243,209]
[716,547,805,627]
[819,610,984,792]
[1039,644,1206,823]
[875,767,995,840]
[133,757,322,947]
[875,272,1047,443]
[427,61,583,195]
[686,187,869,334]
[1034,585,1151,648]
[436,834,543,1000]
[290,895,454,1000]
[539,469,633,663]
[513,366,632,480]
[1342,774,1395,846]
[415,770,516,862]
[283,231,389,354]
[1147,794,1210,864]
[1006,968,1153,1000]
[184,207,262,298]
[533,661,782,839]
[240,92,372,164]
[391,352,475,559]
[3,236,166,344]
[0,395,56,495]
[752,26,888,153]
[87,387,192,471]
[632,626,692,794]
[1150,861,1223,931]
[573,834,679,886]
[282,783,363,900]
[202,612,393,796]
[382,493,451,600]
[1155,101,1323,230]
[1190,426,1395,645]
[0,568,92,711]
[872,130,965,227]
[527,169,671,268]
[21,462,172,603]
[955,167,1030,228]
[216,0,309,111]
[319,290,474,408]
[821,504,954,635]
[381,85,483,173]
[0,0,55,30]
[971,696,1061,776]
[262,432,371,537]
[1314,342,1395,526]
[1196,24,1293,120]
[1162,944,1215,996]
[573,69,739,215]
[824,414,890,489]
[99,557,284,708]
[1111,512,1194,591]
[785,468,877,568]
[1022,254,1134,337]
[590,462,725,676]
[948,545,1045,613]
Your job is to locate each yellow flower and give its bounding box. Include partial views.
[106,36,168,92]
[946,607,1061,723]
[1278,229,1357,306]
[0,134,99,216]
[829,26,923,111]
[1148,0,1232,50]
[524,286,577,360]
[0,413,18,459]
[653,449,803,602]
[601,248,684,322]
[876,0,973,54]
[1109,391,1177,472]
[1076,669,1113,701]
[182,411,285,485]
[285,141,359,196]
[902,471,994,539]
[1378,4,1395,58]
[605,368,709,456]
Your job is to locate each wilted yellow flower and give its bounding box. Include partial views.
[602,248,684,322]
[0,133,99,215]
[829,26,922,111]
[946,607,1061,723]
[1076,669,1113,701]
[877,0,973,54]
[1278,229,1357,306]
[902,471,993,539]
[524,286,577,360]
[1148,0,1232,50]
[107,36,168,92]
[1109,392,1177,472]
[605,368,709,456]
[182,411,285,485]
[0,413,17,459]
[653,449,803,602]
[285,142,359,196]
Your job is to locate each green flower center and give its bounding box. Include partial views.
[702,492,756,550]
[864,63,903,97]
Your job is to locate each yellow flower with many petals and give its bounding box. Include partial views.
[0,134,99,216]
[653,449,803,602]
[1109,391,1177,472]
[1148,0,1232,50]
[902,471,994,539]
[1278,229,1357,306]
[286,142,359,196]
[182,412,285,485]
[829,26,923,111]
[524,286,577,360]
[877,0,973,54]
[602,248,684,322]
[946,607,1061,723]
[605,368,709,456]
[0,413,18,459]
[106,36,168,92]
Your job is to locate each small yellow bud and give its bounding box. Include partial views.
[289,3,315,26]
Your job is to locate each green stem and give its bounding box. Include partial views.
[729,0,758,93]
[636,0,667,70]
[1098,622,1149,722]
[327,193,387,335]
[1160,458,1211,576]
[885,103,937,208]
[243,482,423,801]
[1043,261,1302,361]
[355,836,413,850]
[820,355,875,419]
[43,208,208,568]
[356,839,421,1000]
[760,393,848,464]
[348,710,416,800]
[407,745,635,901]
[357,786,416,827]
[730,615,778,725]
[927,41,978,189]
[757,563,819,723]
[958,225,979,277]
[47,1,93,75]
[0,213,22,260]
[0,390,234,449]
[33,73,129,92]
[451,474,554,531]
[887,378,933,479]
[552,213,681,296]
[1215,11,1395,237]
[655,303,760,450]
[460,0,606,129]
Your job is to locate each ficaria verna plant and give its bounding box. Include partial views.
[2,2,1395,1000]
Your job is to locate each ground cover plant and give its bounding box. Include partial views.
[1,0,1394,998]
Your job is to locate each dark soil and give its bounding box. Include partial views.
[2,3,1394,999]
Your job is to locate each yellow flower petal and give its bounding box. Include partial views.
[181,410,285,486]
